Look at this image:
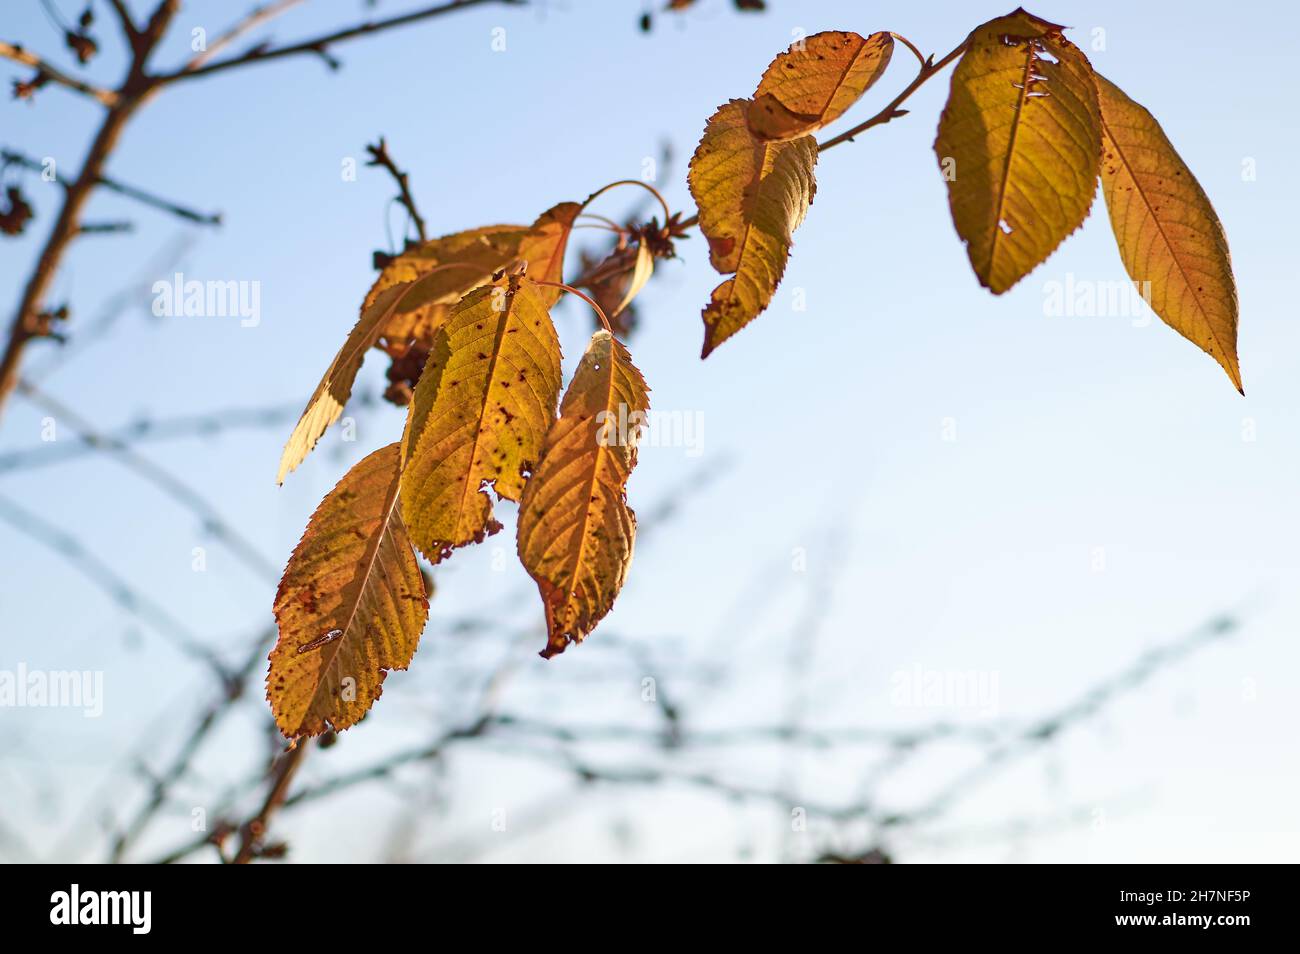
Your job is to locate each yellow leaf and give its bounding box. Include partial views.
[934,10,1101,293]
[517,201,583,306]
[400,274,563,563]
[688,99,818,357]
[613,240,654,318]
[276,281,411,485]
[363,225,531,357]
[269,443,428,739]
[517,329,650,658]
[1095,74,1241,392]
[747,31,894,142]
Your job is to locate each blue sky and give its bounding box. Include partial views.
[2,0,1297,862]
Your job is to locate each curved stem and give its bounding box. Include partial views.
[530,279,613,336]
[582,179,672,225]
[889,32,926,69]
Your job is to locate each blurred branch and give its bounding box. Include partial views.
[0,40,118,105]
[1,148,223,226]
[0,399,309,474]
[156,0,526,83]
[108,628,275,863]
[0,491,228,678]
[181,0,306,73]
[16,380,280,582]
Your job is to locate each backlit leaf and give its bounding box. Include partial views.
[517,329,650,658]
[688,99,818,356]
[399,274,562,563]
[613,240,654,318]
[517,201,583,306]
[277,282,411,485]
[1095,73,1241,392]
[934,10,1101,293]
[269,443,428,739]
[364,225,530,358]
[747,31,894,142]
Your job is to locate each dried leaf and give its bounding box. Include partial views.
[613,240,654,318]
[517,329,650,658]
[277,282,411,485]
[400,274,563,563]
[689,99,817,356]
[517,201,583,306]
[364,225,530,358]
[747,31,894,142]
[933,10,1101,293]
[1095,74,1241,392]
[268,443,428,739]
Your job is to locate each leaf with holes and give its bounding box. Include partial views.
[689,99,817,356]
[399,274,563,563]
[747,30,893,142]
[517,329,650,658]
[269,443,428,739]
[1095,74,1241,392]
[934,9,1101,294]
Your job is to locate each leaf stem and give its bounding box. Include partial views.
[530,279,613,336]
[889,32,926,69]
[583,179,672,226]
[818,37,969,151]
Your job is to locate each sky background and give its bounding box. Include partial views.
[2,0,1298,863]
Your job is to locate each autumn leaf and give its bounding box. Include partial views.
[1094,74,1241,392]
[364,225,531,358]
[934,10,1101,293]
[613,240,654,318]
[268,443,428,739]
[517,201,583,306]
[517,329,650,658]
[277,282,412,485]
[689,99,818,356]
[747,31,894,142]
[399,273,563,563]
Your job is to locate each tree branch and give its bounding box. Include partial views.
[366,137,428,243]
[0,40,118,105]
[181,0,306,73]
[157,0,524,84]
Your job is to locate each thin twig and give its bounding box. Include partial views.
[157,0,525,83]
[0,491,228,678]
[16,380,281,583]
[365,138,427,243]
[0,40,119,105]
[1,149,223,226]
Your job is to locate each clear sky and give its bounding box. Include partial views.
[2,0,1298,863]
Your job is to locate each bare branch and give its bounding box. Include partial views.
[0,40,119,105]
[105,0,141,42]
[0,491,227,677]
[2,147,222,226]
[157,0,524,84]
[15,380,280,582]
[181,0,306,73]
[366,137,428,243]
[108,629,275,863]
[0,400,308,475]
